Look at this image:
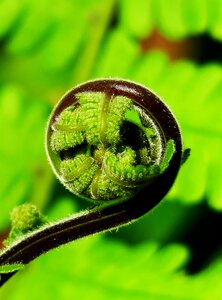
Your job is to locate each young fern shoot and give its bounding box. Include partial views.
[0,79,188,286]
[47,81,176,201]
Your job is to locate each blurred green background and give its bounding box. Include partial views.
[0,0,222,299]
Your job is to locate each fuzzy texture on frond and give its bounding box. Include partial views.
[48,90,175,201]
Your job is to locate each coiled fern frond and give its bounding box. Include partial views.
[48,86,176,201]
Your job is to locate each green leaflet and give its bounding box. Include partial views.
[0,264,24,274]
[60,155,99,195]
[0,264,25,284]
[103,147,161,187]
[160,140,176,173]
[77,92,108,146]
[76,92,133,146]
[50,106,84,151]
[90,170,132,200]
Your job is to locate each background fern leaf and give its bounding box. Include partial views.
[119,0,222,40]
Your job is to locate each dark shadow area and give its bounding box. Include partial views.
[141,31,222,64]
[194,33,222,63]
[179,201,222,274]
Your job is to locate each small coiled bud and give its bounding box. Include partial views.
[4,204,47,246]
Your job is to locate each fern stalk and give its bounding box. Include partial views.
[0,79,186,286]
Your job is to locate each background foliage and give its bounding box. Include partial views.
[0,0,222,299]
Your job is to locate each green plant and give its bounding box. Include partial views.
[0,79,187,286]
[1,1,222,299]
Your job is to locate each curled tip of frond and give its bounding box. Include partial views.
[46,80,181,202]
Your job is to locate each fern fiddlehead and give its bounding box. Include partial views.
[0,79,188,286]
[47,81,174,201]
